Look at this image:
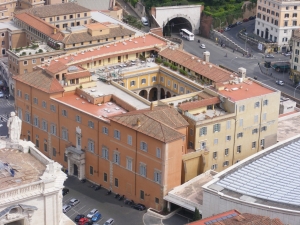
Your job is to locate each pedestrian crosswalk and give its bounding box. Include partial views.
[0,98,14,108]
[0,114,9,122]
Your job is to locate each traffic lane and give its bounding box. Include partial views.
[64,177,145,225]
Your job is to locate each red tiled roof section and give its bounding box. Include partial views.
[179,97,220,111]
[13,69,64,94]
[14,13,64,41]
[65,71,90,80]
[45,61,68,74]
[110,106,188,143]
[159,48,232,83]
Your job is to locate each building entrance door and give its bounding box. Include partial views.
[73,164,78,176]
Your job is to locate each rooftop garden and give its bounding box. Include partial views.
[10,42,55,56]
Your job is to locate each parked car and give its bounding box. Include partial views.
[75,214,85,222]
[0,91,4,98]
[94,185,101,191]
[231,23,237,28]
[78,217,90,225]
[87,209,99,219]
[249,16,256,20]
[243,18,249,22]
[285,52,291,56]
[236,21,243,25]
[62,188,69,196]
[91,212,102,222]
[103,218,115,225]
[200,44,206,49]
[276,80,284,86]
[217,29,224,33]
[224,27,231,31]
[131,203,146,211]
[265,54,274,58]
[69,198,80,206]
[62,205,71,213]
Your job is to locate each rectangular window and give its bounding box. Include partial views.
[152,76,156,82]
[76,115,81,123]
[160,77,164,82]
[53,147,56,157]
[140,141,148,151]
[44,141,47,152]
[102,146,109,159]
[42,120,48,131]
[173,83,177,89]
[140,190,144,199]
[213,151,217,159]
[141,78,146,84]
[263,99,268,106]
[113,151,120,165]
[42,101,46,108]
[155,198,159,204]
[190,128,194,136]
[88,140,95,153]
[225,148,229,156]
[226,135,231,141]
[25,112,30,123]
[130,81,135,86]
[126,157,132,171]
[252,128,258,134]
[64,154,67,162]
[114,130,121,140]
[140,163,147,177]
[62,109,67,117]
[239,105,245,112]
[237,132,243,138]
[36,138,39,148]
[88,121,94,128]
[115,178,118,187]
[254,102,260,108]
[156,148,161,158]
[214,138,218,145]
[211,164,217,170]
[50,104,56,112]
[239,119,243,127]
[213,124,220,133]
[33,97,38,105]
[223,161,229,167]
[89,166,93,175]
[261,126,267,131]
[200,141,206,150]
[17,90,22,97]
[263,113,267,121]
[261,139,265,146]
[199,127,207,136]
[62,128,68,140]
[154,170,161,184]
[254,115,258,123]
[102,126,108,134]
[33,116,39,127]
[24,93,29,100]
[252,141,256,148]
[226,120,231,129]
[104,173,107,182]
[127,135,132,145]
[237,145,242,153]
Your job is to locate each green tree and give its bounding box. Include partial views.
[193,208,201,221]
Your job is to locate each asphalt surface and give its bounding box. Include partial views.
[64,176,193,225]
[179,21,300,99]
[0,96,15,136]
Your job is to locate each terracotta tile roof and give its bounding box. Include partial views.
[62,27,135,44]
[110,106,188,142]
[45,61,68,74]
[15,3,90,18]
[65,71,90,79]
[13,69,64,94]
[85,23,108,29]
[159,48,233,83]
[179,97,220,111]
[14,13,64,41]
[189,210,284,225]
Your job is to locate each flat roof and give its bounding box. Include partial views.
[205,136,300,211]
[217,79,275,101]
[46,33,167,66]
[0,21,20,31]
[91,11,144,36]
[277,112,300,142]
[0,148,46,191]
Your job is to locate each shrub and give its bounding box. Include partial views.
[179,68,187,75]
[155,58,162,64]
[163,61,170,67]
[38,49,43,53]
[21,52,26,56]
[170,65,178,71]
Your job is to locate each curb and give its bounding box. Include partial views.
[146,207,181,220]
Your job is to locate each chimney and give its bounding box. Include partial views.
[53,28,57,34]
[137,118,141,126]
[203,51,210,62]
[238,67,246,81]
[150,102,154,111]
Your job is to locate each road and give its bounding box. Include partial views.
[0,96,15,136]
[64,176,192,225]
[177,23,300,99]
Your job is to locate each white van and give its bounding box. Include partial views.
[141,17,148,26]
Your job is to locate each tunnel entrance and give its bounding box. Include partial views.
[164,17,193,36]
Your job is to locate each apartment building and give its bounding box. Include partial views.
[255,0,300,52]
[290,29,300,83]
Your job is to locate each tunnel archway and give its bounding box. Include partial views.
[164,16,193,36]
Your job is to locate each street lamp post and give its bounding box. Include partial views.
[294,83,300,98]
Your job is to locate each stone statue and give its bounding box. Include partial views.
[7,111,22,143]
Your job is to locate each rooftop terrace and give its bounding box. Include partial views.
[10,41,56,57]
[0,148,46,191]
